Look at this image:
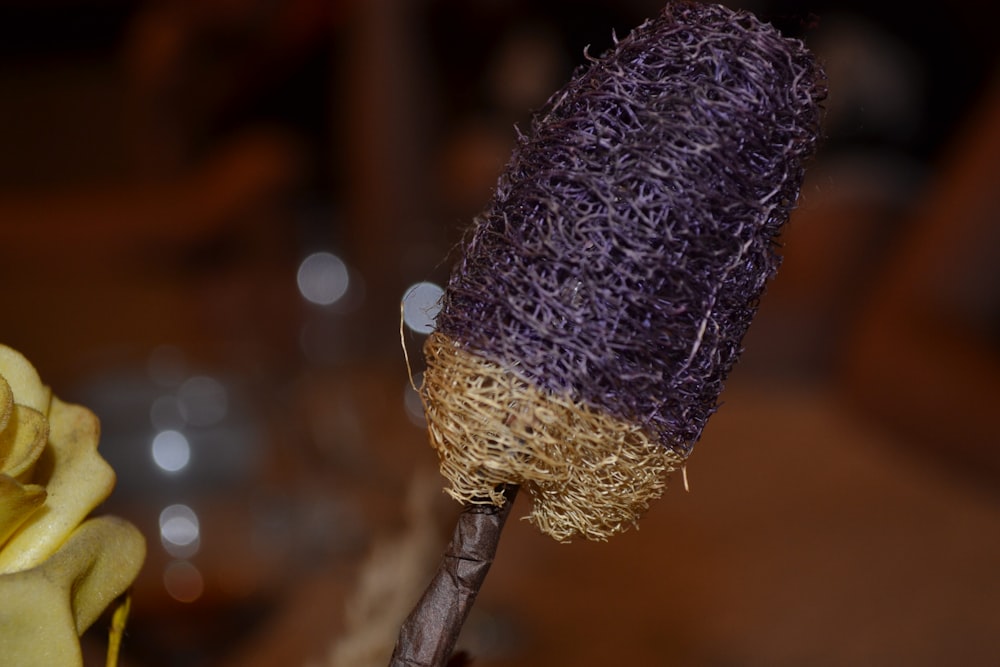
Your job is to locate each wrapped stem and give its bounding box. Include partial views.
[388,485,519,667]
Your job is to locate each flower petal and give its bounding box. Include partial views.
[0,345,51,416]
[0,515,146,667]
[0,398,115,574]
[0,475,46,548]
[0,404,49,479]
[0,375,11,432]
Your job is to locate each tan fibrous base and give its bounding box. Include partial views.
[421,332,686,542]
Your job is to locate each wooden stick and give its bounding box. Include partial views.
[388,485,519,667]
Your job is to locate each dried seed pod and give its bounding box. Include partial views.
[422,1,826,541]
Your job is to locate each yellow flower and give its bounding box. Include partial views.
[0,344,145,667]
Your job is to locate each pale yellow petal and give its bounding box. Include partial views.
[0,345,51,416]
[0,568,80,666]
[0,375,11,432]
[0,515,146,667]
[0,475,46,547]
[0,398,115,574]
[0,404,49,479]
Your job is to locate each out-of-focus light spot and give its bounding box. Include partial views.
[298,251,349,305]
[150,394,184,430]
[152,430,190,472]
[402,282,443,334]
[404,375,426,427]
[178,375,227,426]
[159,504,200,558]
[163,560,204,603]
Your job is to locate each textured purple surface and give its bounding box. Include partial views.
[435,2,825,454]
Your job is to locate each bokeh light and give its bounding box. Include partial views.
[178,375,228,427]
[163,560,204,604]
[151,429,191,473]
[402,281,444,334]
[297,251,350,305]
[159,504,201,558]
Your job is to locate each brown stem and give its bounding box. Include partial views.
[388,485,519,667]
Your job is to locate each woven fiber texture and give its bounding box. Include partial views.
[424,2,825,540]
[422,332,684,542]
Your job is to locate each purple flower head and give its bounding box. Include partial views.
[435,2,826,455]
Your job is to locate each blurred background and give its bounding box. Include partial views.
[1,0,997,665]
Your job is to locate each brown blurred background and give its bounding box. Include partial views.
[1,0,998,665]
